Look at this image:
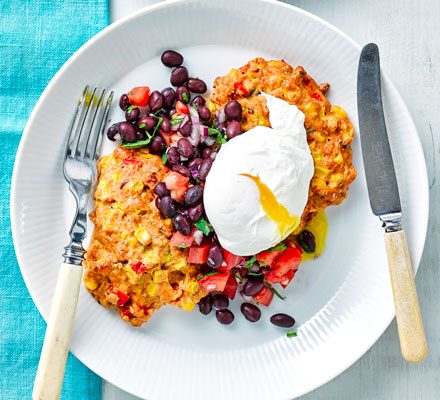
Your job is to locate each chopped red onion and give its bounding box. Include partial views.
[217,109,226,124]
[204,136,215,146]
[189,106,200,125]
[194,230,204,245]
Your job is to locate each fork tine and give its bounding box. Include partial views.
[83,88,106,159]
[65,86,89,158]
[86,90,114,161]
[73,87,97,157]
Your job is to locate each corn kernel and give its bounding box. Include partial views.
[84,277,98,291]
[180,298,195,312]
[331,105,347,117]
[173,258,187,270]
[153,270,167,283]
[131,180,144,194]
[188,281,199,295]
[207,100,216,115]
[134,227,152,246]
[147,283,156,296]
[123,265,138,284]
[120,231,128,240]
[334,153,343,164]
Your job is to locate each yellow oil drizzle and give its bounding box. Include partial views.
[240,173,299,236]
[300,210,328,262]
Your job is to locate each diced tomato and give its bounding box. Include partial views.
[252,286,274,307]
[164,172,189,191]
[176,100,189,115]
[123,157,141,165]
[121,308,133,317]
[127,86,150,107]
[272,247,302,276]
[280,269,296,289]
[188,244,210,264]
[170,231,195,248]
[311,92,322,101]
[160,131,173,147]
[198,273,230,293]
[130,261,146,275]
[221,249,245,272]
[222,273,238,300]
[115,290,130,307]
[256,250,284,267]
[171,186,187,202]
[234,82,249,96]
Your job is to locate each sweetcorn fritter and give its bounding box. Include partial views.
[83,146,205,326]
[209,58,357,226]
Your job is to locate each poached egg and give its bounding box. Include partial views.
[203,93,314,256]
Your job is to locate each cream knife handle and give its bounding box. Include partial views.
[33,263,83,400]
[384,230,427,362]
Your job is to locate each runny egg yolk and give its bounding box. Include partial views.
[240,173,300,236]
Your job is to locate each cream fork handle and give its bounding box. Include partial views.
[384,230,428,363]
[33,263,83,400]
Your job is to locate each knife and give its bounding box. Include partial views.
[357,43,427,362]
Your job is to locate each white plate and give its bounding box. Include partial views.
[10,1,429,399]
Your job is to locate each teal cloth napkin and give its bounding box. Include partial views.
[0,1,109,398]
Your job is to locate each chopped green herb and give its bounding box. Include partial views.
[243,256,256,269]
[127,105,137,112]
[264,280,286,300]
[194,218,212,236]
[141,245,146,251]
[197,271,219,281]
[152,117,163,136]
[170,117,184,126]
[246,271,263,277]
[286,331,297,338]
[139,123,146,129]
[122,137,152,149]
[233,272,243,284]
[182,92,189,103]
[161,153,167,164]
[208,127,227,144]
[177,243,188,249]
[268,243,287,251]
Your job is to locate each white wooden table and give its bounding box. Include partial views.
[105,1,440,399]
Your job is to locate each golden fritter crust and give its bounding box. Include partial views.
[84,146,205,326]
[209,58,357,225]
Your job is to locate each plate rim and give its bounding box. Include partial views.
[10,0,430,398]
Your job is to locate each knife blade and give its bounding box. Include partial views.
[357,43,427,363]
[357,43,401,217]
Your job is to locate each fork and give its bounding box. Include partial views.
[33,86,113,400]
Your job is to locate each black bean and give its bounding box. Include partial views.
[159,196,177,218]
[243,278,264,296]
[188,203,204,221]
[149,91,163,112]
[155,197,162,211]
[138,116,156,131]
[224,100,242,121]
[207,244,223,268]
[270,313,296,328]
[188,157,203,169]
[190,95,205,109]
[178,207,189,217]
[177,122,191,137]
[119,122,137,142]
[240,303,261,322]
[191,145,200,159]
[212,293,229,310]
[173,164,191,177]
[173,214,192,235]
[226,120,241,139]
[198,158,213,180]
[198,106,211,121]
[119,93,130,111]
[125,106,140,122]
[184,185,203,206]
[216,122,227,135]
[176,86,190,103]
[154,182,170,198]
[297,230,316,253]
[170,66,189,86]
[201,147,213,159]
[161,87,176,110]
[177,138,194,158]
[187,78,207,94]
[136,128,146,140]
[198,295,212,315]
[161,50,184,68]
[106,123,120,141]
[161,116,171,133]
[149,136,165,154]
[166,147,180,165]
[216,309,234,325]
